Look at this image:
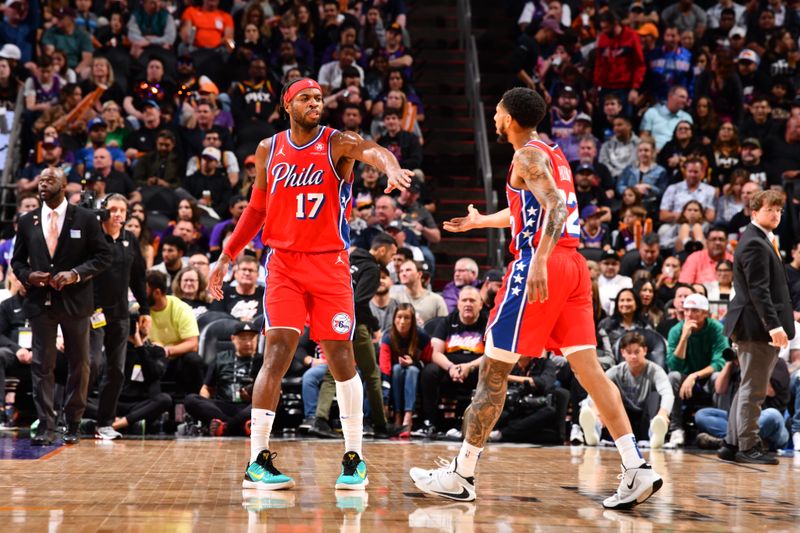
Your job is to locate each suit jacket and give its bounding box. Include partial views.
[725,223,795,342]
[11,204,113,319]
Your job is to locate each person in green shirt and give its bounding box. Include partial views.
[41,8,93,78]
[666,293,728,446]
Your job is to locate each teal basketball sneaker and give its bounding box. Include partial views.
[242,450,296,490]
[335,451,368,490]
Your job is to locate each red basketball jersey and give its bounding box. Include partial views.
[506,139,580,257]
[261,126,352,253]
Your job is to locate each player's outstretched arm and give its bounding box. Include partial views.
[443,204,511,233]
[514,146,567,304]
[208,139,271,301]
[332,130,413,192]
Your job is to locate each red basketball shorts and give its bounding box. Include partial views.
[262,248,355,341]
[486,246,596,360]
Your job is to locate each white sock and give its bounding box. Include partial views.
[455,441,483,478]
[336,375,364,457]
[615,433,646,469]
[250,408,275,463]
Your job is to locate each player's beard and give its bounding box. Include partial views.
[293,109,322,130]
[496,124,508,144]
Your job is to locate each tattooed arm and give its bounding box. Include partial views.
[462,356,515,448]
[512,146,568,303]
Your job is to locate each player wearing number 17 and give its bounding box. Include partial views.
[208,78,413,492]
[410,88,663,509]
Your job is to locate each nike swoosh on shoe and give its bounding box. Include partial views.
[432,487,471,500]
[626,472,638,490]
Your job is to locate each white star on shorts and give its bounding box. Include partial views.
[513,274,524,284]
[511,286,522,297]
[516,262,526,271]
[527,207,538,216]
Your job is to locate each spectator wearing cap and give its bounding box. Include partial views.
[76,118,127,176]
[637,22,659,57]
[16,136,80,194]
[185,130,239,188]
[579,205,611,250]
[644,27,693,103]
[441,258,481,313]
[572,135,615,197]
[128,0,177,61]
[640,86,693,150]
[183,320,261,436]
[510,16,561,91]
[598,250,633,315]
[727,26,747,54]
[397,177,439,268]
[734,137,771,188]
[574,163,611,215]
[391,259,448,326]
[379,23,413,80]
[0,0,39,64]
[559,113,594,163]
[123,100,173,160]
[666,293,728,444]
[540,86,579,149]
[617,138,669,202]
[132,129,184,188]
[41,8,92,79]
[734,49,768,108]
[183,146,234,216]
[594,11,646,114]
[123,58,176,125]
[599,115,641,178]
[240,155,257,196]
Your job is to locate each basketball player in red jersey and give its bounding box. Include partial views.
[208,78,413,492]
[410,88,663,509]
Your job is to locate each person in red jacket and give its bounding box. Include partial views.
[594,11,646,114]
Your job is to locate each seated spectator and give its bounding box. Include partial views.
[489,354,564,444]
[597,288,653,354]
[76,118,127,175]
[179,0,234,57]
[84,315,172,435]
[666,293,728,446]
[145,270,203,395]
[598,250,633,315]
[351,164,387,211]
[391,260,448,326]
[635,278,664,327]
[739,95,780,141]
[661,200,708,255]
[621,233,663,278]
[183,146,234,216]
[679,227,732,284]
[170,219,206,257]
[611,206,649,254]
[644,27,692,102]
[208,196,264,260]
[441,258,481,312]
[598,116,641,178]
[184,322,261,436]
[0,271,30,426]
[396,178,438,266]
[132,129,183,189]
[318,44,364,95]
[479,269,503,312]
[124,58,176,124]
[379,23,413,80]
[229,57,278,155]
[769,116,800,185]
[616,139,668,202]
[16,137,79,195]
[658,157,716,249]
[715,169,747,225]
[694,356,790,452]
[786,244,800,315]
[726,181,761,242]
[82,147,136,199]
[379,303,432,434]
[581,332,673,448]
[734,137,771,189]
[272,12,315,73]
[657,121,705,181]
[151,235,189,287]
[709,121,740,186]
[181,100,233,158]
[101,101,131,149]
[124,101,174,160]
[172,266,211,319]
[376,107,423,173]
[185,130,239,188]
[210,255,264,322]
[300,344,328,431]
[370,89,422,142]
[128,0,178,61]
[414,286,486,437]
[579,205,611,250]
[370,267,398,335]
[640,86,693,150]
[574,163,610,212]
[657,283,693,337]
[704,259,735,319]
[78,57,124,113]
[372,68,425,122]
[33,82,94,145]
[41,8,92,79]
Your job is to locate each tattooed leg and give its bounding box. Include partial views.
[462,357,515,448]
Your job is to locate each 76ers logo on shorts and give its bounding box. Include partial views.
[332,313,352,334]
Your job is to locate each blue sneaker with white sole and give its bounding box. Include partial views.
[335,451,368,490]
[242,450,295,490]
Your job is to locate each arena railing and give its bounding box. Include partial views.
[0,89,25,224]
[458,0,504,268]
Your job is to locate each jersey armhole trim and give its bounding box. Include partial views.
[327,128,347,183]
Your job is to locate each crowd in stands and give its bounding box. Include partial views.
[0,0,798,453]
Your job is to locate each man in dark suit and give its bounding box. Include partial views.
[721,190,794,464]
[11,167,113,445]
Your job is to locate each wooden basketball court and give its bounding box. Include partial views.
[1,436,797,531]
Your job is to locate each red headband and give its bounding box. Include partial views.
[284,78,322,106]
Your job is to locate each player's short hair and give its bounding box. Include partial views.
[619,331,646,351]
[371,233,398,250]
[750,190,784,212]
[146,270,168,294]
[500,87,547,129]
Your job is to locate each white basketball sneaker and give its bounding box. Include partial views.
[602,464,663,509]
[579,407,601,446]
[410,458,476,502]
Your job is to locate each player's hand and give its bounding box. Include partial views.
[443,204,482,233]
[384,168,414,193]
[769,329,789,348]
[526,258,549,304]
[208,255,230,301]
